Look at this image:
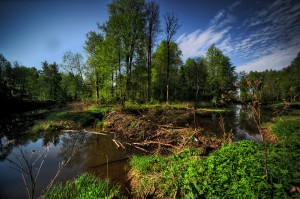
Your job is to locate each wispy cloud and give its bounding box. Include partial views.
[177,1,237,60]
[177,27,230,59]
[234,0,300,72]
[236,46,299,72]
[177,0,300,72]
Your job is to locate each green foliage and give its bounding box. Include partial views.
[130,137,300,198]
[40,61,62,101]
[178,57,207,101]
[205,44,237,102]
[152,40,182,101]
[200,142,266,198]
[42,173,125,199]
[130,148,204,198]
[239,52,300,103]
[60,51,87,101]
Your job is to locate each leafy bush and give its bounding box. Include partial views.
[42,173,124,199]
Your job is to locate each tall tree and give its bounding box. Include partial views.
[205,44,236,103]
[84,31,104,103]
[61,51,86,100]
[0,54,13,99]
[164,12,181,102]
[145,0,160,102]
[180,57,207,101]
[11,63,40,100]
[40,61,62,101]
[153,41,182,101]
[103,0,146,104]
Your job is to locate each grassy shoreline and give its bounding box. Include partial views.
[34,102,300,198]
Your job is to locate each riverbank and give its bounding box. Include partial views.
[31,102,233,155]
[2,102,299,198]
[128,108,300,198]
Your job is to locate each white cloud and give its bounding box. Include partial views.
[234,0,300,72]
[236,46,299,72]
[176,0,244,61]
[177,27,230,60]
[177,0,300,73]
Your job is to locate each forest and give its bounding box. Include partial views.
[1,46,300,107]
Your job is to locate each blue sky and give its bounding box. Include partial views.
[0,0,299,72]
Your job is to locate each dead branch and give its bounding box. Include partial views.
[112,139,120,148]
[83,129,107,136]
[132,141,180,150]
[180,130,200,149]
[61,129,80,133]
[124,142,151,153]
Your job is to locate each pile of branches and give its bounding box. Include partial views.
[104,110,224,155]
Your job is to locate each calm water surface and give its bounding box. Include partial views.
[0,105,272,198]
[0,131,128,199]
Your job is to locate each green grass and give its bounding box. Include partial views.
[42,173,125,199]
[113,101,231,114]
[114,101,193,111]
[270,109,300,146]
[32,105,110,133]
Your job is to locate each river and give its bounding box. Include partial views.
[0,105,271,198]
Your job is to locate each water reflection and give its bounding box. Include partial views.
[0,131,128,199]
[0,105,274,198]
[191,105,272,141]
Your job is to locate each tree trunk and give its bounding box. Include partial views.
[166,41,170,102]
[95,70,100,104]
[118,45,122,102]
[147,29,152,103]
[196,86,199,101]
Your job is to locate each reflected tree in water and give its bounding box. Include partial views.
[57,133,90,167]
[6,145,50,199]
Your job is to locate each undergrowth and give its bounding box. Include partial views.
[130,109,300,198]
[41,173,125,199]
